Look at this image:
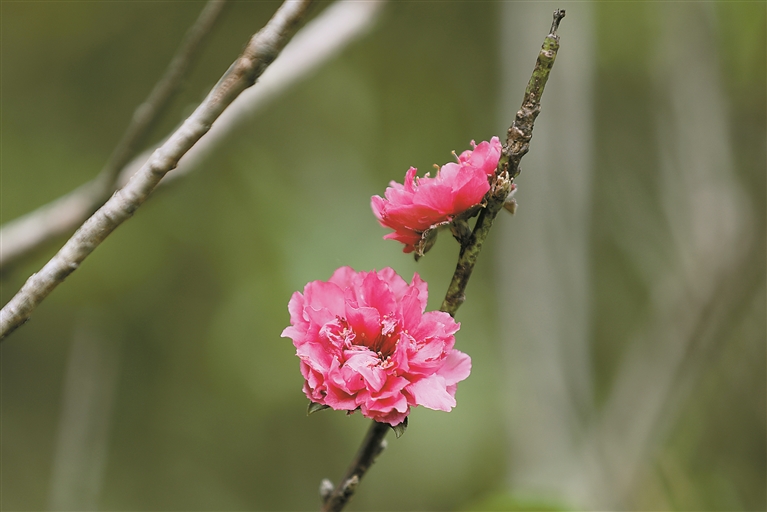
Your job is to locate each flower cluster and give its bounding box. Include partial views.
[282,266,471,426]
[371,137,502,254]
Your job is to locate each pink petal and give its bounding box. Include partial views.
[372,138,501,253]
[376,267,410,300]
[304,280,345,317]
[345,350,386,392]
[438,350,472,385]
[407,374,456,411]
[296,340,334,371]
[359,271,397,314]
[451,172,490,212]
[345,304,381,349]
[287,291,306,326]
[406,338,447,374]
[411,310,459,343]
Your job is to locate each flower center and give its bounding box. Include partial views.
[374,314,399,357]
[327,314,400,362]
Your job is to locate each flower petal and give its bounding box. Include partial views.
[372,139,501,253]
[282,267,471,424]
[407,375,456,412]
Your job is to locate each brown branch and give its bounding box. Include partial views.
[317,10,566,512]
[320,420,389,512]
[440,8,564,316]
[507,9,565,179]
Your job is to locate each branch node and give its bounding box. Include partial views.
[319,479,334,502]
[341,475,359,496]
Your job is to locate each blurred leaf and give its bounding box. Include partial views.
[307,402,330,416]
[391,417,408,439]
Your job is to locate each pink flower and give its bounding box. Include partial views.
[282,267,471,426]
[371,137,502,254]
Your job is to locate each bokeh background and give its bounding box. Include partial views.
[1,1,764,510]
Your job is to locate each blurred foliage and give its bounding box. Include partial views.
[1,2,764,511]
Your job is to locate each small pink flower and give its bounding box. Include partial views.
[371,137,502,254]
[282,267,471,426]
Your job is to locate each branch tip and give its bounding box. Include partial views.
[550,9,565,35]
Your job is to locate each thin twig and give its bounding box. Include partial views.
[321,421,389,512]
[0,0,315,341]
[507,9,565,179]
[0,0,229,271]
[319,11,565,512]
[118,0,386,191]
[101,0,230,189]
[440,9,564,316]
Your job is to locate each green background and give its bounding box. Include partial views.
[1,1,764,510]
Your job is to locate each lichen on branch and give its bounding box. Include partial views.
[441,8,565,317]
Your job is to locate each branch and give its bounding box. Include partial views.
[119,0,385,191]
[507,8,565,179]
[1,0,383,272]
[320,421,389,512]
[319,10,566,512]
[441,9,564,316]
[0,0,229,271]
[0,0,315,341]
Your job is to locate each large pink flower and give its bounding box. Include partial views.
[371,137,502,254]
[282,267,471,426]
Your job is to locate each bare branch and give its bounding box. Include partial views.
[506,8,565,179]
[121,0,385,190]
[0,0,384,272]
[101,0,229,188]
[0,0,315,341]
[0,0,229,271]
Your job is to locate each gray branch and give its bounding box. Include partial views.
[0,0,315,341]
[118,0,385,190]
[0,0,383,272]
[0,0,229,271]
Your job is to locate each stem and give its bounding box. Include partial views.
[440,177,510,315]
[317,9,565,512]
[441,8,564,316]
[0,0,315,341]
[507,9,564,179]
[321,420,389,512]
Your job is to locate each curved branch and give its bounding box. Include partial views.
[0,0,229,271]
[0,0,315,341]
